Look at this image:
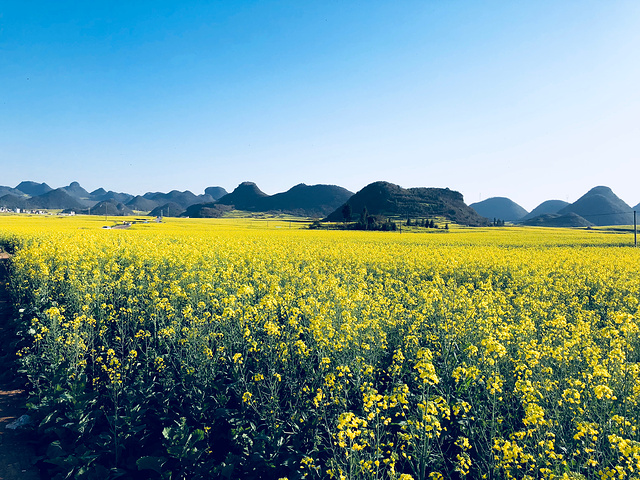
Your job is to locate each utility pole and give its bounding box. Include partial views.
[634,210,637,247]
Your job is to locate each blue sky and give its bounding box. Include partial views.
[2,1,639,211]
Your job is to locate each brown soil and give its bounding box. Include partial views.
[0,257,41,480]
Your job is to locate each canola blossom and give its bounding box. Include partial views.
[1,215,640,479]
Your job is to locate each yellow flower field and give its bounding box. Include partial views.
[1,215,639,480]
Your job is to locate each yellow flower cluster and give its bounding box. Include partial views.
[1,215,640,479]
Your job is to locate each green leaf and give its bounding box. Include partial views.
[46,440,64,459]
[137,456,167,474]
[221,463,235,479]
[191,428,205,443]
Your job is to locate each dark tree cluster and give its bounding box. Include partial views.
[406,217,438,229]
[355,207,397,231]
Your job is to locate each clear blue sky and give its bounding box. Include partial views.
[2,1,639,211]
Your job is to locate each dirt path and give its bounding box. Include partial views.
[0,257,41,480]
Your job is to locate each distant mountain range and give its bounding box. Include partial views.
[471,186,636,227]
[0,180,637,227]
[187,182,354,218]
[0,181,219,215]
[0,180,352,219]
[0,181,224,216]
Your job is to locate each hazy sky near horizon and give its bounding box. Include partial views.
[2,1,639,211]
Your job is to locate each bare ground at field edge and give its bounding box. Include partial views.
[0,256,41,480]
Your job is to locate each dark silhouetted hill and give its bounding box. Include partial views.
[262,184,353,217]
[469,197,528,222]
[143,190,212,209]
[90,188,133,204]
[149,202,184,217]
[0,186,27,198]
[205,186,228,201]
[16,181,52,196]
[523,212,593,227]
[0,194,29,209]
[126,196,160,212]
[62,181,91,199]
[633,202,640,211]
[108,192,133,203]
[208,182,351,217]
[521,200,569,221]
[89,200,133,216]
[559,186,633,226]
[325,181,489,226]
[215,182,269,211]
[26,189,85,210]
[182,203,233,218]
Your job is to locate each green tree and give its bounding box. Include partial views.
[341,204,352,223]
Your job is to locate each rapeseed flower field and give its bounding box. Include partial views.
[1,215,639,480]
